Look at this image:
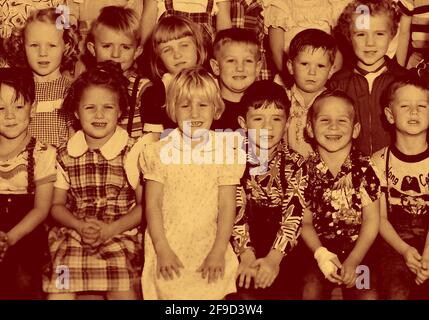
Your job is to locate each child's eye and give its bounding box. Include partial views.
[253,117,262,121]
[245,59,254,63]
[162,47,172,54]
[300,62,308,66]
[226,58,235,63]
[180,42,189,48]
[104,105,115,109]
[318,64,326,68]
[272,117,283,122]
[199,103,209,107]
[418,104,428,109]
[49,44,57,48]
[376,32,386,36]
[122,45,131,50]
[102,44,111,49]
[400,105,409,108]
[179,104,189,108]
[29,43,38,47]
[355,33,365,37]
[15,105,24,109]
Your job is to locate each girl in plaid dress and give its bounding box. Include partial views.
[44,62,144,300]
[4,8,79,148]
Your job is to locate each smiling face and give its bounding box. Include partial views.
[287,47,333,94]
[385,85,429,138]
[24,20,65,81]
[211,42,262,102]
[75,85,121,149]
[0,84,33,141]
[238,103,287,157]
[158,36,198,76]
[350,13,392,72]
[307,96,360,156]
[88,24,142,74]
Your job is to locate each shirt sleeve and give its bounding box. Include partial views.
[34,143,57,186]
[359,159,382,208]
[271,157,308,255]
[54,161,70,190]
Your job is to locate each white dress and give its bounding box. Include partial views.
[141,129,245,300]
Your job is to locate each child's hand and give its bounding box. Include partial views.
[197,248,225,283]
[85,218,115,247]
[403,246,422,274]
[157,246,184,280]
[340,256,358,288]
[236,250,258,289]
[415,259,429,285]
[0,231,9,262]
[77,220,101,246]
[314,247,343,284]
[251,251,282,289]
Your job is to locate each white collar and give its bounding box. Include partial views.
[288,84,325,108]
[165,128,216,152]
[67,126,129,160]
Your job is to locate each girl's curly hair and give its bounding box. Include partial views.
[3,8,80,73]
[336,0,401,42]
[62,61,130,129]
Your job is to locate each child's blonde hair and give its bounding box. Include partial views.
[3,8,79,73]
[166,67,225,123]
[150,16,207,79]
[337,0,400,41]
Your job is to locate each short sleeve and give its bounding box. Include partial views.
[371,148,388,188]
[263,0,291,30]
[34,143,57,186]
[217,146,246,185]
[359,159,381,208]
[140,142,166,184]
[54,162,70,190]
[124,138,148,189]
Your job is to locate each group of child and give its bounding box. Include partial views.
[0,0,428,300]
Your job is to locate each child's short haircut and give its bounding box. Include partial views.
[88,6,141,45]
[239,80,290,118]
[289,29,337,65]
[381,76,429,112]
[166,66,225,123]
[337,0,400,41]
[3,8,80,73]
[150,16,207,79]
[213,28,261,61]
[62,61,129,126]
[309,89,358,123]
[0,67,35,105]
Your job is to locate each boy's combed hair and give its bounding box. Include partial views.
[337,0,400,41]
[62,61,129,128]
[3,8,80,73]
[213,28,261,61]
[381,75,429,112]
[239,80,290,118]
[309,89,358,123]
[166,66,225,123]
[150,16,207,79]
[289,29,337,65]
[0,67,35,105]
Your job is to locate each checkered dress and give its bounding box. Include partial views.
[160,0,215,44]
[28,76,71,148]
[230,0,272,80]
[44,138,142,293]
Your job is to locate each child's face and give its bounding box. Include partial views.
[0,84,33,140]
[75,85,121,148]
[88,25,143,74]
[175,95,216,139]
[24,21,65,81]
[238,104,287,156]
[350,13,392,69]
[307,96,360,154]
[385,85,429,137]
[211,43,262,101]
[158,36,198,76]
[287,47,333,93]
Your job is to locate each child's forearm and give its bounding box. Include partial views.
[7,207,48,246]
[268,27,285,72]
[109,204,142,236]
[141,0,158,45]
[216,1,232,31]
[51,203,83,231]
[421,232,429,260]
[212,185,236,253]
[396,15,412,66]
[301,209,323,253]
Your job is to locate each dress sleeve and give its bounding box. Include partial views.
[54,161,70,190]
[217,145,246,185]
[34,143,57,186]
[262,0,291,30]
[140,142,166,184]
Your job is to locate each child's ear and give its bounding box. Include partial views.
[210,58,220,76]
[352,122,361,139]
[384,107,395,125]
[286,59,294,75]
[30,102,36,118]
[87,41,96,57]
[133,45,143,60]
[237,116,247,130]
[74,111,80,121]
[306,121,314,139]
[256,59,262,77]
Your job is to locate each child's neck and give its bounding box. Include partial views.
[220,87,242,103]
[395,132,428,155]
[33,69,62,83]
[0,131,30,159]
[295,86,323,107]
[317,144,351,177]
[356,56,386,73]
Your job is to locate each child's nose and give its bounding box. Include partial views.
[112,46,121,58]
[191,105,200,118]
[308,65,317,75]
[410,105,419,115]
[366,33,375,46]
[38,45,48,57]
[4,109,16,119]
[94,108,104,118]
[235,60,244,71]
[173,48,182,59]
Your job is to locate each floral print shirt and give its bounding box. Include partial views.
[306,148,380,251]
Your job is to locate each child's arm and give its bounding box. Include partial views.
[197,185,236,283]
[6,182,53,247]
[301,208,342,284]
[216,1,232,31]
[396,14,412,66]
[146,179,184,280]
[415,231,429,285]
[341,199,380,287]
[268,27,285,73]
[140,0,158,46]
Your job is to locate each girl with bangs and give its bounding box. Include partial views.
[140,67,245,299]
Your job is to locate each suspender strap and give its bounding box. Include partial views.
[26,137,37,194]
[127,75,142,135]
